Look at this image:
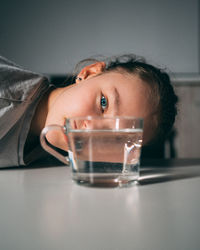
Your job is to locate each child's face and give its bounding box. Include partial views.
[45,71,156,150]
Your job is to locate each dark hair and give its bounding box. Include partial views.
[73,54,178,144]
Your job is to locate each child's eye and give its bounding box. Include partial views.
[100,94,108,112]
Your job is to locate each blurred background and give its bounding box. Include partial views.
[0,0,200,158]
[0,0,199,74]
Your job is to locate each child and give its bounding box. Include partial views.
[0,54,177,167]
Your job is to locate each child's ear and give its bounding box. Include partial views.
[75,61,106,83]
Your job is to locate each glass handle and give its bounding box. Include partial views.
[40,125,69,165]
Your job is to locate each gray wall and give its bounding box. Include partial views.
[0,0,199,75]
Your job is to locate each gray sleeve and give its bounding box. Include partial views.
[0,56,50,167]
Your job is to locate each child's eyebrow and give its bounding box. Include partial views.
[113,87,120,115]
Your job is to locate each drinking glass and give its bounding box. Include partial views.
[40,116,143,187]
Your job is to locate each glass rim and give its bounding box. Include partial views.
[65,115,143,122]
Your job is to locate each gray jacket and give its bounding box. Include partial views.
[0,56,50,167]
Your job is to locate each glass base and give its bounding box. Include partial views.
[72,173,139,188]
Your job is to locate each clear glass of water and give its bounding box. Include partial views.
[40,116,143,187]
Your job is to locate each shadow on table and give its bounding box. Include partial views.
[139,158,200,185]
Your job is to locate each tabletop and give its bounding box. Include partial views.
[0,159,200,250]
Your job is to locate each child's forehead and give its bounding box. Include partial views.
[95,70,143,84]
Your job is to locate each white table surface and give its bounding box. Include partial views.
[0,159,200,250]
